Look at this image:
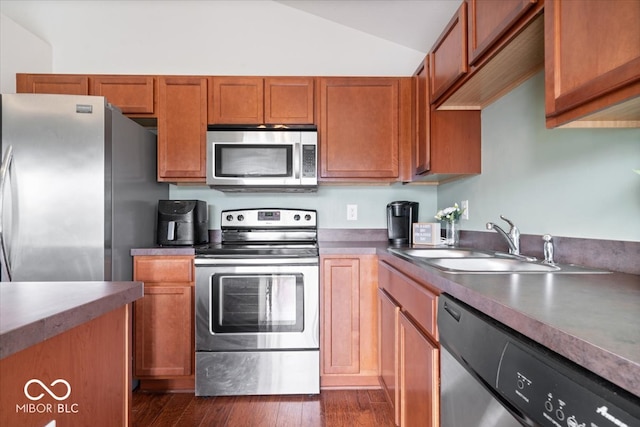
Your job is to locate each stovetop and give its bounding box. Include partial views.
[196,208,318,258]
[195,243,319,258]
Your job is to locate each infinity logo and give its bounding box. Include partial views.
[24,379,71,401]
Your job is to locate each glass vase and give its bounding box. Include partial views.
[444,220,460,246]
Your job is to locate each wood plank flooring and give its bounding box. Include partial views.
[132,389,396,426]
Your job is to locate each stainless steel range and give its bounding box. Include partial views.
[194,208,319,396]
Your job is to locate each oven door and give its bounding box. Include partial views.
[195,257,319,351]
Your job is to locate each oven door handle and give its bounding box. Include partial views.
[195,257,319,266]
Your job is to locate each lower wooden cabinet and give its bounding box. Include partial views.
[133,255,195,391]
[399,311,439,427]
[378,288,401,425]
[320,255,379,388]
[378,260,440,427]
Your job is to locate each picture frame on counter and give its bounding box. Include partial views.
[413,222,442,245]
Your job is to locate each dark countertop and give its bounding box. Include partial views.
[131,247,195,256]
[131,240,640,397]
[376,249,640,397]
[0,281,143,360]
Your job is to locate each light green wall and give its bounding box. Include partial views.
[438,72,640,241]
[171,185,438,230]
[173,71,640,240]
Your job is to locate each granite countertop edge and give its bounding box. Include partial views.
[375,248,640,397]
[131,241,640,396]
[0,281,144,360]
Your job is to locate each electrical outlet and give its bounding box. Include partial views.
[461,200,469,220]
[347,204,358,221]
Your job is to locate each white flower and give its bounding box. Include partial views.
[434,203,464,223]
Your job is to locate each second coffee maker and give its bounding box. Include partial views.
[387,201,419,246]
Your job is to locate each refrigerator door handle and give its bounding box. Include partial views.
[0,145,14,281]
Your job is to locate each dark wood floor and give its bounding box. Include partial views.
[132,389,396,426]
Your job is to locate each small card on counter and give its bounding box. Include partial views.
[413,222,441,245]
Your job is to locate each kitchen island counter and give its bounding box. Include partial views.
[0,281,143,359]
[0,281,142,426]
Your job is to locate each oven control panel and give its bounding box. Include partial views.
[221,208,317,228]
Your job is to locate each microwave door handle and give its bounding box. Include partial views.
[293,143,301,180]
[0,145,14,281]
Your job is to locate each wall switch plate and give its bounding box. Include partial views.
[461,200,469,220]
[347,204,358,221]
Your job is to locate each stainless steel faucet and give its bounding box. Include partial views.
[486,215,520,255]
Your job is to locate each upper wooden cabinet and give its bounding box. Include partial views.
[414,58,481,182]
[91,76,155,115]
[17,73,89,95]
[467,0,538,65]
[429,3,468,103]
[318,77,412,182]
[414,60,431,175]
[157,76,207,182]
[544,0,640,128]
[433,1,544,110]
[17,73,156,116]
[210,77,263,124]
[209,76,315,124]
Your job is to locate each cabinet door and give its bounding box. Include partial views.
[134,285,193,377]
[319,78,409,181]
[467,0,538,65]
[210,76,264,124]
[378,289,400,426]
[545,0,640,127]
[414,59,431,175]
[16,74,88,95]
[321,255,379,388]
[157,76,207,182]
[264,77,315,124]
[430,3,468,103]
[91,76,155,115]
[399,312,439,427]
[414,58,481,180]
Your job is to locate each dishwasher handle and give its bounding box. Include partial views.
[443,300,462,322]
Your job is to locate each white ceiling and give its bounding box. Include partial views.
[1,0,460,54]
[276,0,460,52]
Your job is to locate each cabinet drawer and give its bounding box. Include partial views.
[134,256,194,283]
[379,261,438,339]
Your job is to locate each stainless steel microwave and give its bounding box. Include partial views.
[206,127,318,192]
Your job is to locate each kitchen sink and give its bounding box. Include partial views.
[388,247,495,258]
[424,257,561,273]
[388,247,611,274]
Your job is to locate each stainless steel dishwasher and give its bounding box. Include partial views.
[438,294,640,427]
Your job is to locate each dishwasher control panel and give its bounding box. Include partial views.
[497,334,639,427]
[438,294,640,427]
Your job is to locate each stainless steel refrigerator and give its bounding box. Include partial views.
[0,93,168,282]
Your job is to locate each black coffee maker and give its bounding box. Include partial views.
[387,201,419,246]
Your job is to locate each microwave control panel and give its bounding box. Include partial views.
[302,145,316,178]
